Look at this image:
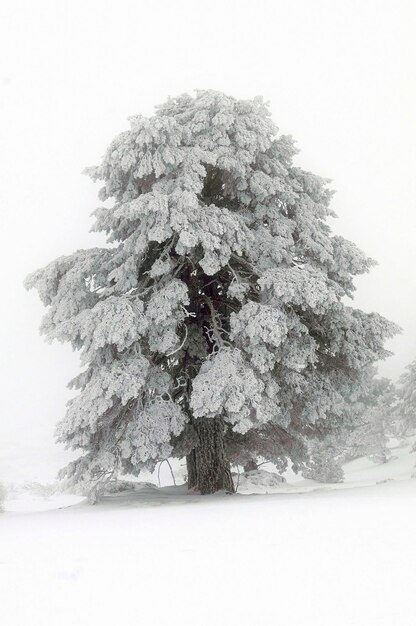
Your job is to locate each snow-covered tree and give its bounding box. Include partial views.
[343,374,397,463]
[0,482,6,512]
[302,435,345,483]
[396,359,416,438]
[302,370,397,483]
[25,90,398,496]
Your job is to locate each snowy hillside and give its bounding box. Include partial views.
[1,437,416,626]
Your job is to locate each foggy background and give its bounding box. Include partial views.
[0,0,415,481]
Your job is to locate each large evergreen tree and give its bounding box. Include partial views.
[25,91,398,497]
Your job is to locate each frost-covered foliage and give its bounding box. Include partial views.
[395,359,416,474]
[26,90,398,496]
[302,438,345,483]
[303,370,398,482]
[342,374,397,463]
[0,482,6,512]
[396,359,416,438]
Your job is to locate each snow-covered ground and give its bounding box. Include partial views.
[1,438,415,626]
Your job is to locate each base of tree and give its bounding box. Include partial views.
[186,417,235,495]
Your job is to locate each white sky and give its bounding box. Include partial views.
[0,0,415,468]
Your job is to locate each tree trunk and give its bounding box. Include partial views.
[186,417,235,494]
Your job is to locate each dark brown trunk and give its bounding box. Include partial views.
[186,416,235,494]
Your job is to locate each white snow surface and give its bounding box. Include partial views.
[1,438,416,626]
